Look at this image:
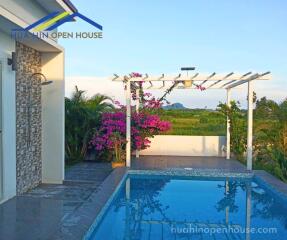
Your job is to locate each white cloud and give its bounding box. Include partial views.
[66,76,126,103]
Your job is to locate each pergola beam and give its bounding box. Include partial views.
[226,72,270,89]
[220,72,252,88]
[112,73,270,84]
[226,74,259,89]
[132,71,271,90]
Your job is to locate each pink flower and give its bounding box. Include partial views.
[90,90,172,155]
[195,84,206,91]
[131,72,142,78]
[144,92,152,97]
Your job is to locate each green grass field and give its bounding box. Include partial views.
[159,109,226,136]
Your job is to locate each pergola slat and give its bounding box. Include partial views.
[199,72,216,86]
[226,71,271,89]
[220,72,252,88]
[206,72,234,89]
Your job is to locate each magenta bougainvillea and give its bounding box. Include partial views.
[90,72,171,162]
[130,72,142,78]
[90,109,171,160]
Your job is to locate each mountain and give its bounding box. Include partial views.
[162,103,187,110]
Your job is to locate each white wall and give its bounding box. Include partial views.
[0,30,17,202]
[41,52,65,184]
[139,135,226,157]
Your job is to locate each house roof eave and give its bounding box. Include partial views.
[61,0,78,13]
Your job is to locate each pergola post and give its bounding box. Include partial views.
[226,89,231,159]
[135,89,140,158]
[247,80,253,170]
[126,80,131,167]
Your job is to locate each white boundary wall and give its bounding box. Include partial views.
[139,135,226,157]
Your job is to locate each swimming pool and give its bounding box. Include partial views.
[85,174,287,240]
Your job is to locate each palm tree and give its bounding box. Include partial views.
[86,94,114,126]
[65,86,114,163]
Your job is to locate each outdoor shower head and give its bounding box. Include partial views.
[41,80,53,86]
[30,72,53,86]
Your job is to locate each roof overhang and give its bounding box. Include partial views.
[0,1,78,52]
[62,0,78,13]
[0,6,63,52]
[35,0,77,14]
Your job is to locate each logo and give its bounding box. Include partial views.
[12,11,103,40]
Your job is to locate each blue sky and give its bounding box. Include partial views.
[60,0,287,108]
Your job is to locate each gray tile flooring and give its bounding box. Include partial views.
[52,167,127,240]
[0,162,114,240]
[0,196,72,240]
[65,162,112,184]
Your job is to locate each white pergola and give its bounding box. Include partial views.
[112,71,271,170]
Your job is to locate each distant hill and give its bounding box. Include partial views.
[162,103,187,110]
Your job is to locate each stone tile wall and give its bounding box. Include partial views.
[16,42,42,194]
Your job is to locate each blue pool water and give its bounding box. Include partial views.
[87,175,287,240]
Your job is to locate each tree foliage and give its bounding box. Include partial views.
[65,86,114,163]
[217,101,247,160]
[218,97,287,181]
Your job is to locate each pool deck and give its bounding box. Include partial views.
[132,155,247,171]
[0,156,287,240]
[0,162,120,240]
